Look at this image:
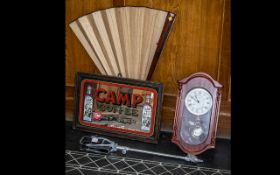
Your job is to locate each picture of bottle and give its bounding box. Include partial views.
[141,93,153,131]
[83,85,93,122]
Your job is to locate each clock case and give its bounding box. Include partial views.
[172,72,222,155]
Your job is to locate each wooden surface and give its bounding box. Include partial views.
[66,0,231,138]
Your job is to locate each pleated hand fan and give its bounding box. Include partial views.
[70,7,175,80]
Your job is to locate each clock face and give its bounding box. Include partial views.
[185,88,213,116]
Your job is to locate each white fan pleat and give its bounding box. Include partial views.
[91,12,120,76]
[105,8,127,78]
[140,8,158,80]
[69,22,107,74]
[121,7,132,79]
[135,8,145,80]
[78,16,113,75]
[144,11,167,79]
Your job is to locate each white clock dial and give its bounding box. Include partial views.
[185,88,213,116]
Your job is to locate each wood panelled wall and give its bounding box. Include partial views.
[65,0,231,138]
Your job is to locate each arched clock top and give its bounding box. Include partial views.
[178,72,223,89]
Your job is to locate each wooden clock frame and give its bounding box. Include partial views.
[172,72,223,155]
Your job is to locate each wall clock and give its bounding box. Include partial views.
[172,72,223,155]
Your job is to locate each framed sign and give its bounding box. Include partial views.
[73,72,164,143]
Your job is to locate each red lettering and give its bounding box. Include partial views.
[118,93,131,106]
[95,88,143,108]
[105,91,116,104]
[95,88,106,102]
[132,94,143,107]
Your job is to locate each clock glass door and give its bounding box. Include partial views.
[180,88,213,145]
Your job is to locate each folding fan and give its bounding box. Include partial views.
[70,7,176,80]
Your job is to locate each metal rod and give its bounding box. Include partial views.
[79,136,203,163]
[116,146,203,163]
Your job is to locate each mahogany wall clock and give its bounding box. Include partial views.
[172,72,223,155]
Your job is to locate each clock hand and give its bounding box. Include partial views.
[194,96,200,103]
[191,96,199,103]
